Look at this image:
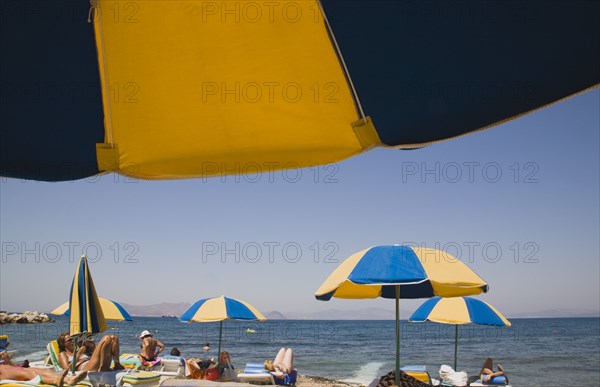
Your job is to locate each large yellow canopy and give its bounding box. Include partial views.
[94,0,378,179]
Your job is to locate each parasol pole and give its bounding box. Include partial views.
[395,285,400,387]
[454,325,459,371]
[217,320,223,363]
[71,339,78,375]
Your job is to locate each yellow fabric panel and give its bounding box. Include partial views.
[94,1,376,179]
[194,297,229,322]
[486,303,512,326]
[53,298,126,321]
[315,248,374,298]
[98,299,126,321]
[96,144,119,172]
[413,248,487,297]
[426,297,471,324]
[51,302,69,315]
[327,281,382,299]
[352,117,381,150]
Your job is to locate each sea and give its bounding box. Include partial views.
[2,316,599,386]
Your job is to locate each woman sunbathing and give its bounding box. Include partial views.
[57,332,124,372]
[0,364,88,387]
[264,348,294,378]
[482,363,507,383]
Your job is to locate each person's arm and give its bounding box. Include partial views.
[1,351,15,366]
[155,340,165,357]
[483,370,504,382]
[58,351,70,369]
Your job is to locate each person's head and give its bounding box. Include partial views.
[57,332,72,352]
[170,347,181,356]
[264,360,274,371]
[83,339,96,355]
[138,330,152,339]
[202,343,210,352]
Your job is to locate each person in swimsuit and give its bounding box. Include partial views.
[481,359,508,383]
[0,364,88,386]
[138,330,165,362]
[264,348,294,378]
[57,332,123,372]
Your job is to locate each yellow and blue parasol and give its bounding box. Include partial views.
[68,255,107,335]
[52,297,133,321]
[1,1,598,181]
[179,296,266,360]
[67,255,107,373]
[409,296,511,371]
[315,245,488,386]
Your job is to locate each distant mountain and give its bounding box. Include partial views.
[265,311,286,319]
[119,302,191,317]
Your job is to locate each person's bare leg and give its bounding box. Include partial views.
[83,336,112,371]
[97,337,114,371]
[64,370,88,386]
[0,365,73,387]
[282,348,293,373]
[482,368,493,382]
[0,365,42,381]
[109,336,124,370]
[273,348,286,364]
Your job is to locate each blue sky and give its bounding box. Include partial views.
[1,89,598,318]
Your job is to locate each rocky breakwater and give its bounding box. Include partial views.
[0,311,54,324]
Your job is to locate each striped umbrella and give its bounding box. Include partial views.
[179,296,266,360]
[52,298,133,321]
[68,255,107,373]
[315,245,488,386]
[410,296,511,371]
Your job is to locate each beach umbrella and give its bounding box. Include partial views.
[179,296,266,360]
[1,1,598,182]
[52,298,133,321]
[410,297,511,371]
[315,245,488,386]
[68,255,107,373]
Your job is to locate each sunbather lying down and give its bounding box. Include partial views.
[481,358,508,383]
[186,357,217,379]
[0,364,88,387]
[264,348,294,378]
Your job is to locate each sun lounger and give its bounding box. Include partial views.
[158,355,187,377]
[237,363,297,386]
[236,363,275,385]
[40,340,62,371]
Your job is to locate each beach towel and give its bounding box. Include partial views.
[376,370,430,387]
[439,364,468,386]
[138,356,161,370]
